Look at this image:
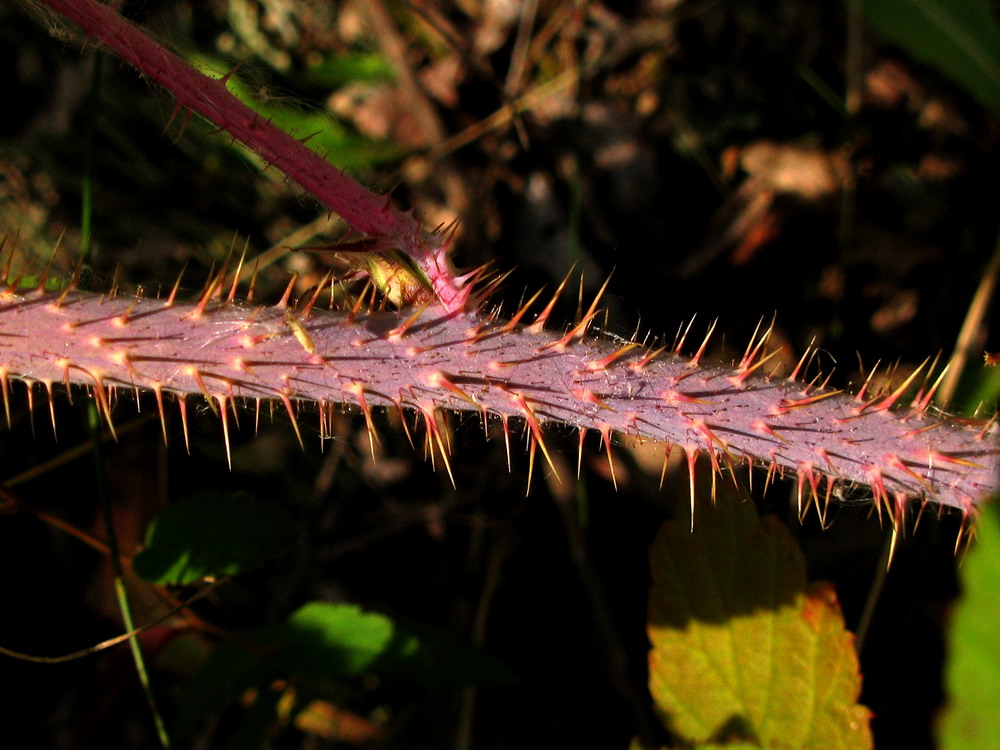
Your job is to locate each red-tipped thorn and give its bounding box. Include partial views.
[279,391,304,450]
[542,276,612,351]
[217,395,232,469]
[528,268,575,333]
[164,264,187,307]
[276,273,299,309]
[731,347,784,385]
[226,240,250,303]
[511,393,560,481]
[427,371,480,410]
[869,359,928,413]
[913,360,951,413]
[659,443,674,490]
[788,339,817,382]
[684,444,699,530]
[422,407,455,488]
[0,371,10,428]
[600,427,618,490]
[152,383,169,445]
[388,303,430,340]
[501,414,512,472]
[688,319,718,367]
[502,287,546,333]
[43,380,57,439]
[299,271,335,318]
[854,360,882,403]
[346,382,380,461]
[177,395,190,454]
[575,388,615,412]
[587,342,641,371]
[630,345,668,373]
[771,389,844,415]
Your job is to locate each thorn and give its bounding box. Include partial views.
[37,229,65,293]
[577,428,586,479]
[737,316,772,371]
[0,371,9,428]
[788,338,817,382]
[501,414,512,472]
[246,259,260,304]
[541,275,612,350]
[108,262,123,299]
[730,347,784,385]
[276,391,303,449]
[178,367,213,413]
[673,316,696,354]
[277,273,299,308]
[913,360,951,413]
[152,383,169,445]
[925,450,987,470]
[188,271,224,319]
[659,443,674,490]
[226,239,250,303]
[217,395,232,469]
[976,414,998,440]
[887,493,909,569]
[689,319,718,367]
[753,419,790,445]
[394,396,415,450]
[854,360,882,403]
[771,389,844,415]
[176,395,190,454]
[502,287,546,333]
[883,454,932,493]
[868,359,928,413]
[526,434,537,495]
[0,232,15,285]
[25,380,35,437]
[528,266,576,333]
[90,375,116,440]
[389,303,430,340]
[44,380,57,439]
[692,419,727,479]
[600,427,618,490]
[422,407,455,488]
[630,345,668,373]
[346,382,380,461]
[427,371,480,409]
[684,444,698,530]
[165,263,187,307]
[575,388,616,412]
[587,342,641,371]
[661,389,714,406]
[796,463,820,521]
[511,392,559,481]
[299,270,334,317]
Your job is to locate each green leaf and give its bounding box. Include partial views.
[857,0,1000,115]
[939,502,1000,749]
[175,602,513,737]
[647,492,872,749]
[188,53,409,169]
[132,491,298,585]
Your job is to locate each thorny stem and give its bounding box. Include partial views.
[0,286,994,518]
[38,0,471,312]
[22,0,1000,523]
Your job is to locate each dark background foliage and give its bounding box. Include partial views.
[1,0,997,747]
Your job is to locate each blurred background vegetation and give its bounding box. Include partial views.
[1,0,998,747]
